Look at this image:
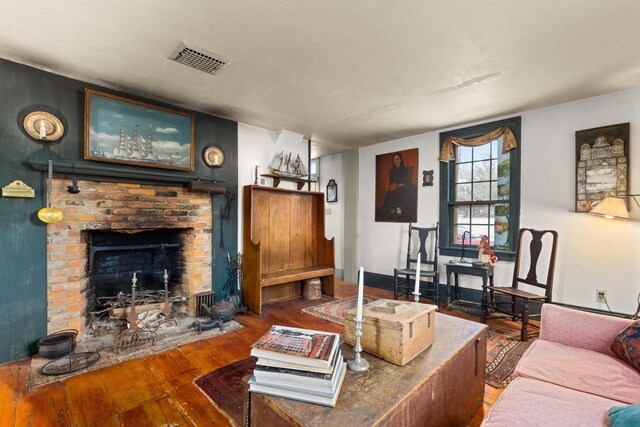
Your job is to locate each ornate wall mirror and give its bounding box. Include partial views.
[326,179,337,203]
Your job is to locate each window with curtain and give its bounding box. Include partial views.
[438,117,521,261]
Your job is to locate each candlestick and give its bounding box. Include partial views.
[356,266,364,321]
[413,252,421,302]
[347,318,369,371]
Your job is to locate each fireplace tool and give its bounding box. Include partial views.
[159,269,177,328]
[112,273,156,352]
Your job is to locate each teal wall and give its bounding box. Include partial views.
[0,59,238,364]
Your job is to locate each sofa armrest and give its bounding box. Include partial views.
[539,303,632,356]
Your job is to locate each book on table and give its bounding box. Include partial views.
[249,359,347,407]
[255,345,342,374]
[253,349,344,391]
[250,325,340,370]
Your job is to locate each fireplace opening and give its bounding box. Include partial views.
[85,229,189,318]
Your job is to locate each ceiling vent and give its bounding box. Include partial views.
[168,42,229,75]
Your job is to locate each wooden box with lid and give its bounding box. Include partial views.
[344,299,437,366]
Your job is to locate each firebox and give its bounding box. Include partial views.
[85,229,188,314]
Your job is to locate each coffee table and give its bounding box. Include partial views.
[250,313,487,426]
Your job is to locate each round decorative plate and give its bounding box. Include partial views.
[203,146,224,167]
[23,112,65,141]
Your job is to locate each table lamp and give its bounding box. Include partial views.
[589,194,640,219]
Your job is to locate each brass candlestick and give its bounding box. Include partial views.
[347,319,369,371]
[413,290,421,303]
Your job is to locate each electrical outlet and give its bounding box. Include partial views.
[596,289,607,303]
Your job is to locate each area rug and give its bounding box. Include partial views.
[485,326,535,388]
[194,356,257,427]
[301,295,380,325]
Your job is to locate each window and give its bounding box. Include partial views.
[309,158,320,192]
[439,117,521,261]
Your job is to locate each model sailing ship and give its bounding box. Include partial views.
[268,151,309,179]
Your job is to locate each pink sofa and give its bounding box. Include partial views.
[482,304,639,426]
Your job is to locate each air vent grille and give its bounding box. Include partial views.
[169,42,228,75]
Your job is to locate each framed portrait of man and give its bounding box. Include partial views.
[375,148,418,222]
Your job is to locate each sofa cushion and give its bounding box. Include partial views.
[611,321,640,372]
[481,377,620,427]
[515,339,640,404]
[540,304,632,356]
[608,404,640,427]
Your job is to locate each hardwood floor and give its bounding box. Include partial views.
[0,280,516,426]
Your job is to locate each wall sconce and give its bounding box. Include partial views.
[326,179,337,203]
[23,112,64,142]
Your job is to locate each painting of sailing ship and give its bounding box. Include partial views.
[84,89,194,171]
[268,151,309,178]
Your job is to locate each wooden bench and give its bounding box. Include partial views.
[242,185,335,315]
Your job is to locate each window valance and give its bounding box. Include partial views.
[438,126,517,162]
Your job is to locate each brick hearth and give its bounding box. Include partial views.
[45,178,213,336]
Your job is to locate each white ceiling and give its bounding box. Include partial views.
[2,1,640,157]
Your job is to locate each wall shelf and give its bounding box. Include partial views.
[260,173,315,190]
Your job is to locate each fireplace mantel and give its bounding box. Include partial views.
[30,159,225,189]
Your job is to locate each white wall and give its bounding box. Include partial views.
[237,123,315,250]
[320,153,345,277]
[358,87,640,314]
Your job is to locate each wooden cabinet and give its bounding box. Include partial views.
[242,185,335,314]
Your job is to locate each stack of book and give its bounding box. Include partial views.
[248,325,346,407]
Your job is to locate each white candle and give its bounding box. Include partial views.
[414,252,421,296]
[356,266,364,321]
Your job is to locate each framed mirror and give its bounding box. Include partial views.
[326,179,337,203]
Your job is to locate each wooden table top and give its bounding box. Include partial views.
[251,313,487,426]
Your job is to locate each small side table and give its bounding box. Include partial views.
[445,262,494,311]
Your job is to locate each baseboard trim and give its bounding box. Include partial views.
[362,271,637,318]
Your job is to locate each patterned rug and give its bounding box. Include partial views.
[301,295,380,325]
[303,297,532,388]
[194,356,257,427]
[485,326,535,388]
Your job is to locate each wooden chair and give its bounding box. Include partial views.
[481,228,558,341]
[393,223,439,306]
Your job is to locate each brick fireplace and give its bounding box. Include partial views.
[45,178,213,337]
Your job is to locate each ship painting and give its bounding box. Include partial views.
[268,151,309,178]
[85,89,194,171]
[111,125,173,165]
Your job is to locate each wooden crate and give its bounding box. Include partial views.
[344,299,437,366]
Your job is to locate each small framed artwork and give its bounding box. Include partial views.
[575,123,630,212]
[326,179,338,203]
[375,148,418,222]
[84,89,195,171]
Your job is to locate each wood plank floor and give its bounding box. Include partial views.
[0,280,520,426]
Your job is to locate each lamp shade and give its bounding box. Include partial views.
[589,197,629,219]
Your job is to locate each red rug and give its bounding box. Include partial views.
[301,295,380,325]
[485,326,535,388]
[194,356,257,427]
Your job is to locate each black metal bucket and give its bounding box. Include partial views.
[37,329,78,359]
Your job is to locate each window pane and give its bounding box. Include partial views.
[491,139,499,159]
[453,223,471,244]
[491,181,498,200]
[454,205,470,223]
[470,225,488,245]
[489,225,495,246]
[456,183,472,201]
[494,203,510,251]
[456,163,472,183]
[497,151,511,200]
[473,182,490,201]
[473,160,491,181]
[471,205,489,224]
[491,159,498,180]
[489,205,495,223]
[474,143,491,160]
[457,146,472,163]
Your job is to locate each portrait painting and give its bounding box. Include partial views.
[575,123,629,212]
[375,148,418,222]
[84,89,195,171]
